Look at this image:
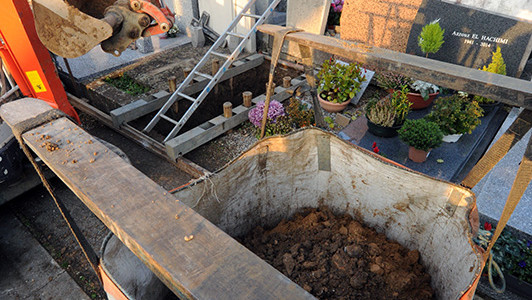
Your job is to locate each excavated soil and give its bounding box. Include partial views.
[239,207,434,300]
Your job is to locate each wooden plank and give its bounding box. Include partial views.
[165,82,308,160]
[109,55,265,126]
[20,117,312,300]
[68,94,207,178]
[258,24,532,109]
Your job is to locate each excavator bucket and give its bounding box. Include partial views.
[32,0,114,58]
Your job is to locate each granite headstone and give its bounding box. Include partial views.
[341,0,532,77]
[406,0,532,77]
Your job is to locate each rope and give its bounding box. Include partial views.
[191,172,220,208]
[475,229,505,293]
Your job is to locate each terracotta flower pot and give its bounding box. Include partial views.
[408,146,431,163]
[406,92,439,110]
[389,89,438,110]
[318,94,350,113]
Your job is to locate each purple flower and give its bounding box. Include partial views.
[248,100,285,127]
[527,240,531,248]
[518,260,526,268]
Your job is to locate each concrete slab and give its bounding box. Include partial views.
[56,34,191,82]
[285,0,330,58]
[0,209,90,299]
[473,107,532,236]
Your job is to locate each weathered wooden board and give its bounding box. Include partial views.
[21,117,313,300]
[165,81,309,160]
[258,24,532,109]
[110,54,265,126]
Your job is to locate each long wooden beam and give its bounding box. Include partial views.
[258,24,532,109]
[0,99,313,300]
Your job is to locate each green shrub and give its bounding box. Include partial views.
[426,94,483,135]
[418,19,445,57]
[473,47,507,104]
[398,119,443,151]
[317,59,366,104]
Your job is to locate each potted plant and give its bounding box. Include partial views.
[317,59,366,112]
[473,47,506,115]
[425,94,483,143]
[398,119,443,163]
[408,80,440,109]
[375,71,439,110]
[365,86,411,137]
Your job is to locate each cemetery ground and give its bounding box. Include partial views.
[5,22,532,300]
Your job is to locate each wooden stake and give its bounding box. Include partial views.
[183,67,192,78]
[283,76,291,88]
[168,76,177,92]
[212,59,220,76]
[223,102,232,118]
[242,91,252,107]
[266,82,276,94]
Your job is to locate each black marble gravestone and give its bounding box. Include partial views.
[405,0,532,77]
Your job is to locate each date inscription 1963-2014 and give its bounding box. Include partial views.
[452,30,509,48]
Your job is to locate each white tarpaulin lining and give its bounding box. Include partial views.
[174,128,483,300]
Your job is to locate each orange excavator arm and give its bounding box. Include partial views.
[33,0,175,58]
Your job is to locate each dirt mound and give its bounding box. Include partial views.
[239,207,434,299]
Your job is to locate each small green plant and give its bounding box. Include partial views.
[324,116,335,129]
[317,59,366,104]
[425,94,483,135]
[474,46,507,105]
[418,19,445,57]
[390,85,411,124]
[399,119,443,151]
[104,74,150,95]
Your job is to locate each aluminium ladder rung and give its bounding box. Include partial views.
[160,114,178,124]
[194,71,214,80]
[242,13,261,19]
[211,51,229,59]
[177,92,196,102]
[226,32,246,39]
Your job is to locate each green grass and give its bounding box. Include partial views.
[104,74,150,95]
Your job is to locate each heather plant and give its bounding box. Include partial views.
[374,71,413,91]
[418,19,445,57]
[366,98,396,127]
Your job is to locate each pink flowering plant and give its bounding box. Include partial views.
[248,100,285,127]
[327,0,344,26]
